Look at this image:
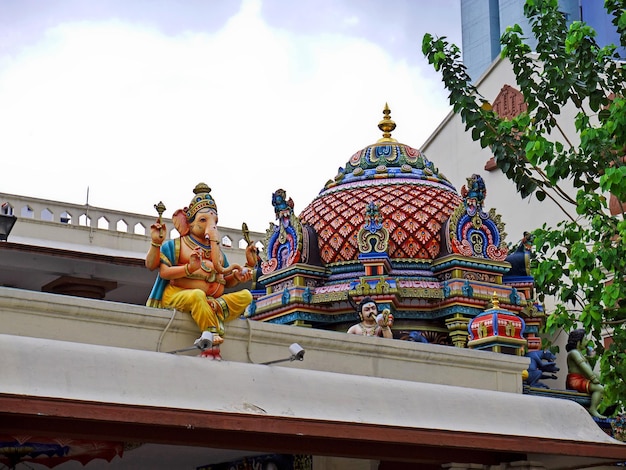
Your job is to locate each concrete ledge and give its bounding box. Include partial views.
[0,286,528,393]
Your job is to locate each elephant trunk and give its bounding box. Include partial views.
[205,232,242,276]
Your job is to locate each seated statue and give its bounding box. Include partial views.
[145,183,258,360]
[347,297,394,338]
[566,328,606,418]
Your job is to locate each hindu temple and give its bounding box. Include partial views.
[249,105,541,354]
[1,105,625,469]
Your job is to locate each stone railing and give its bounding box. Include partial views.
[1,192,265,259]
[2,192,158,235]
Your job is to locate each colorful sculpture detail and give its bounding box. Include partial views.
[406,331,429,343]
[505,232,534,278]
[525,349,559,388]
[566,329,606,418]
[357,201,389,255]
[261,189,303,274]
[347,297,394,338]
[462,173,487,215]
[145,183,257,360]
[467,294,527,355]
[448,173,508,261]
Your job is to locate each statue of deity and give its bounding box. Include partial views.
[145,183,259,360]
[566,328,606,418]
[347,297,394,338]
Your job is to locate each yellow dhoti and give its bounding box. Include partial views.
[162,284,252,336]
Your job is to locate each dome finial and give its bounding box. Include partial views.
[377,103,397,143]
[491,292,500,309]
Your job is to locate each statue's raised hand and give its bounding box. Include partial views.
[232,267,253,283]
[245,242,260,268]
[188,248,202,272]
[150,220,166,245]
[377,309,394,327]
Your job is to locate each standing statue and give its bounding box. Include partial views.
[145,183,258,360]
[347,297,394,338]
[566,328,606,418]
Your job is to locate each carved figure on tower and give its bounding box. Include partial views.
[357,201,389,255]
[447,173,508,261]
[145,183,257,360]
[261,189,303,274]
[462,173,487,216]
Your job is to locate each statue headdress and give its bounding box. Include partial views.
[185,183,218,221]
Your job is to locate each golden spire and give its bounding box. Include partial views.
[377,103,397,143]
[491,292,500,309]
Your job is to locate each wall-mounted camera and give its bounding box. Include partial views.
[289,343,305,361]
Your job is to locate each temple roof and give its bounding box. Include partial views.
[322,103,455,192]
[3,332,625,469]
[299,105,461,264]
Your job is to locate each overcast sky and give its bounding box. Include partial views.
[0,0,462,233]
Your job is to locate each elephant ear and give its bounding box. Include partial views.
[172,209,190,236]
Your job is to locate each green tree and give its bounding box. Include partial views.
[423,0,626,413]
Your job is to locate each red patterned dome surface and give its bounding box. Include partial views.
[299,106,460,265]
[300,176,460,264]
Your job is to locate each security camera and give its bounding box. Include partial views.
[194,331,214,350]
[289,343,305,361]
[260,343,305,365]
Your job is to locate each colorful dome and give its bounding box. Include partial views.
[467,294,527,355]
[299,105,461,265]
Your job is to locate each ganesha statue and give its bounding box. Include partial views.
[145,183,259,360]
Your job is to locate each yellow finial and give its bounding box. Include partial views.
[377,103,397,143]
[492,292,500,309]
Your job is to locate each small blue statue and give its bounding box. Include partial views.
[526,349,559,388]
[407,331,429,343]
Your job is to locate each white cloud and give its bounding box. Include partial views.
[343,16,360,27]
[0,0,453,233]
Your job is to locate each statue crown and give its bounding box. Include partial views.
[185,183,217,220]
